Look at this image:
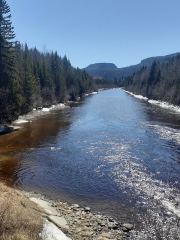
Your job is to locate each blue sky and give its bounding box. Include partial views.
[8,0,180,68]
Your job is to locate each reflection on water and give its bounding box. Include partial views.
[1,89,180,238]
[0,111,71,184]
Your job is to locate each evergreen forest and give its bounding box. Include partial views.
[123,55,180,105]
[2,0,180,125]
[0,0,95,124]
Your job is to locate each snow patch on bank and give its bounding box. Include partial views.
[148,99,180,112]
[14,119,29,124]
[41,108,51,112]
[12,103,66,125]
[40,219,71,240]
[124,90,148,100]
[39,103,66,113]
[124,90,180,113]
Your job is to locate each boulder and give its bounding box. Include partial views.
[48,215,69,233]
[30,197,60,216]
[122,223,133,231]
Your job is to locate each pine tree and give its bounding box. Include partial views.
[0,0,23,123]
[0,0,16,87]
[51,52,67,101]
[147,61,157,85]
[21,43,36,112]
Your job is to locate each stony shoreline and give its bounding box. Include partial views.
[24,191,133,240]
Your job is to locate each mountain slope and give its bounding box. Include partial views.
[84,53,180,79]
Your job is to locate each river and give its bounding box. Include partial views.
[1,89,180,239]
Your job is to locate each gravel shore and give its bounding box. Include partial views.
[24,191,133,240]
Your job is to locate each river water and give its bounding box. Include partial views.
[1,89,180,239]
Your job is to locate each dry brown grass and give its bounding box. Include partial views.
[0,183,44,240]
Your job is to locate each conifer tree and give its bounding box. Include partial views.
[21,43,36,112]
[0,0,23,122]
[147,61,157,85]
[0,0,16,87]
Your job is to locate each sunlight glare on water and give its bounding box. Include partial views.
[1,89,180,239]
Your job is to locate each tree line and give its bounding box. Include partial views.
[0,0,96,124]
[123,54,180,105]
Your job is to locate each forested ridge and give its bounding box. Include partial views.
[123,54,180,105]
[84,53,180,80]
[0,0,95,124]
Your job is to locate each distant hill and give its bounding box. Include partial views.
[84,53,180,79]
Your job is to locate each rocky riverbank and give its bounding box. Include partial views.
[25,191,133,240]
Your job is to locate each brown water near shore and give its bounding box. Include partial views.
[0,110,70,186]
